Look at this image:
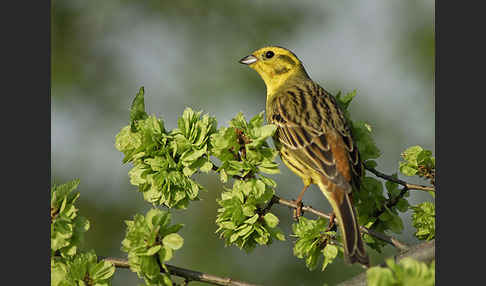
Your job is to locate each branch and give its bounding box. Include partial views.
[272,195,410,251]
[336,240,435,286]
[368,186,409,230]
[100,257,262,286]
[365,166,435,192]
[211,161,410,250]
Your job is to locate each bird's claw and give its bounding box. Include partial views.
[292,200,304,221]
[325,212,337,232]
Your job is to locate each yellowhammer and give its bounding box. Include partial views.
[239,46,369,266]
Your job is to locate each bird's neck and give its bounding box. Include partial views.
[265,70,310,106]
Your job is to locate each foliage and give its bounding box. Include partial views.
[51,251,115,286]
[336,91,410,253]
[52,87,436,285]
[212,112,285,251]
[51,180,115,286]
[399,145,435,241]
[399,145,435,186]
[210,111,279,177]
[292,217,339,271]
[367,258,435,286]
[115,87,217,209]
[411,202,435,241]
[51,179,89,258]
[114,88,435,269]
[215,178,285,251]
[121,208,184,286]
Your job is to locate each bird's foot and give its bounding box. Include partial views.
[292,200,304,221]
[325,212,337,232]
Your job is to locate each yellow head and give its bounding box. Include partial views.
[239,46,309,96]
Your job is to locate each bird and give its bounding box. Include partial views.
[239,46,369,266]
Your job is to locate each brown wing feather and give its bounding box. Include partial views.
[269,82,362,191]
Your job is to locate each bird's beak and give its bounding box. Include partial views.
[239,55,258,65]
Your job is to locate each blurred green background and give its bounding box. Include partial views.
[51,0,434,285]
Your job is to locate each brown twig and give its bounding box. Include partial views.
[100,257,262,286]
[273,195,410,251]
[365,166,435,192]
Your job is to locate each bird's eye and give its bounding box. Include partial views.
[265,51,274,59]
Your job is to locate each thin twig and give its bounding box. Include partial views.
[100,257,262,286]
[365,167,435,192]
[273,195,410,251]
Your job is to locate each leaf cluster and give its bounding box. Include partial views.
[215,178,285,251]
[115,87,217,208]
[366,258,435,286]
[213,112,284,251]
[51,180,115,286]
[399,145,435,185]
[210,111,279,178]
[52,251,115,286]
[51,179,90,258]
[411,202,435,241]
[292,217,339,271]
[354,176,409,252]
[121,208,184,286]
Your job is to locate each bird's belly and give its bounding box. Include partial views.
[279,147,319,185]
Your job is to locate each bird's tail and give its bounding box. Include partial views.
[318,181,370,267]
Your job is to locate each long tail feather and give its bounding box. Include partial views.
[318,181,370,267]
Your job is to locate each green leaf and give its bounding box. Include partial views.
[219,168,228,183]
[216,176,282,252]
[145,245,162,256]
[367,266,396,286]
[364,160,377,169]
[159,246,173,262]
[322,244,338,271]
[399,162,418,176]
[162,233,184,250]
[140,256,161,280]
[352,121,381,161]
[292,217,335,271]
[401,146,423,166]
[263,213,279,228]
[51,259,69,286]
[253,124,277,141]
[244,214,259,225]
[385,176,400,199]
[388,212,404,234]
[371,258,436,286]
[51,179,89,259]
[396,199,409,212]
[411,202,435,240]
[335,90,356,110]
[90,260,116,282]
[51,179,81,209]
[200,161,213,173]
[399,145,435,181]
[130,87,148,132]
[259,176,276,187]
[121,208,184,284]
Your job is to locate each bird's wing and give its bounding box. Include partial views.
[269,82,362,191]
